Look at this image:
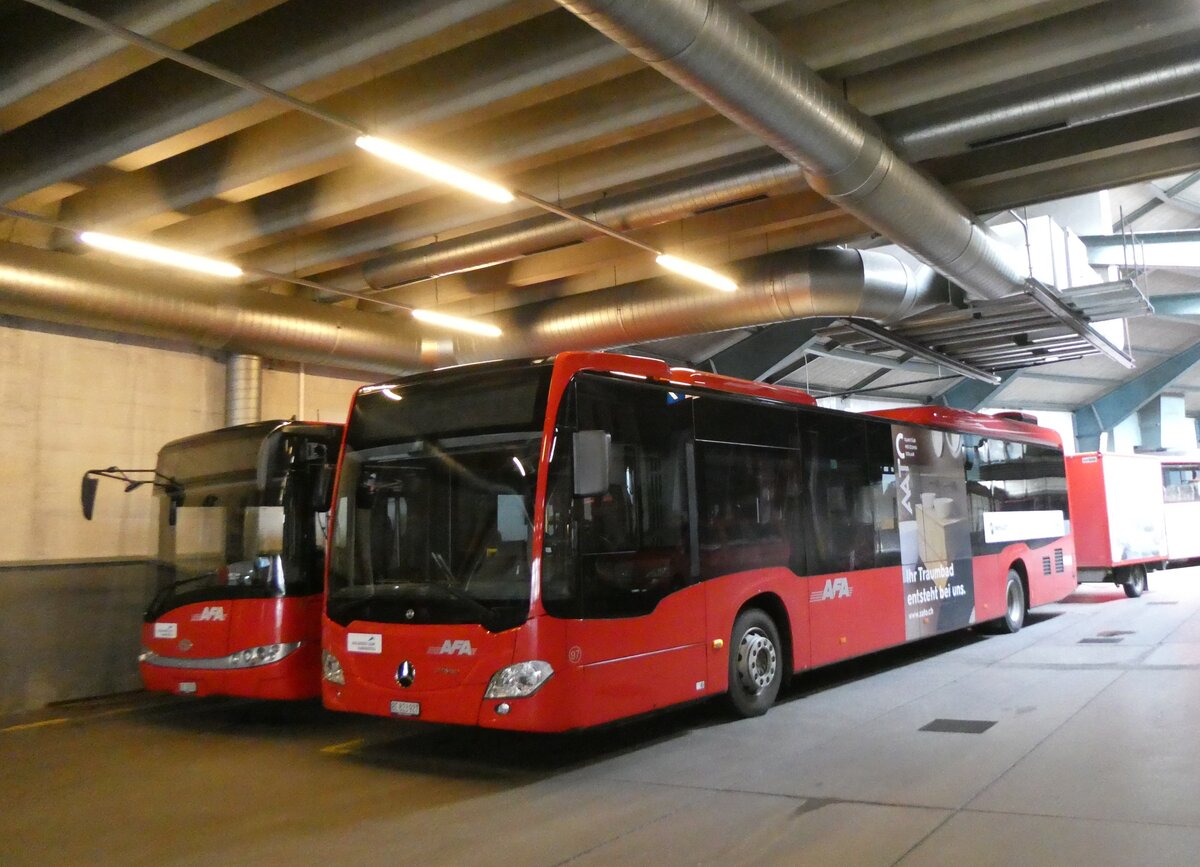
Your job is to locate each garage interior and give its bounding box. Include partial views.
[2,0,1200,863]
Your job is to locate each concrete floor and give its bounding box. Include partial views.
[4,570,1200,867]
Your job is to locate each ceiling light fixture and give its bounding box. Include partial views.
[355,136,514,204]
[655,254,738,292]
[79,231,242,278]
[411,308,502,338]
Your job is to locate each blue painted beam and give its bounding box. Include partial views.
[1074,338,1200,451]
[1146,294,1200,317]
[938,370,1019,411]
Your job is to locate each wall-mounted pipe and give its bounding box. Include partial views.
[225,354,262,426]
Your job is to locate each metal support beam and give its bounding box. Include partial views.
[937,370,1020,411]
[1114,172,1200,230]
[708,318,834,382]
[1146,293,1200,317]
[831,318,1001,384]
[1023,279,1138,369]
[1082,230,1200,270]
[1073,338,1200,451]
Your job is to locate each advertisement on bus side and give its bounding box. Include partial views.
[893,426,975,639]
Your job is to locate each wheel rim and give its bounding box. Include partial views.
[1007,579,1023,624]
[736,627,777,693]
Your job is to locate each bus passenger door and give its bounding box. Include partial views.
[562,375,706,728]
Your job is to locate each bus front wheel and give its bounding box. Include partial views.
[727,609,782,718]
[1122,565,1148,598]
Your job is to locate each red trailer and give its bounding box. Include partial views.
[1065,452,1166,597]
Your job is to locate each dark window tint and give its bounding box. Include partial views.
[801,413,877,573]
[696,442,799,579]
[866,423,902,567]
[544,375,693,619]
[349,365,551,449]
[694,395,797,448]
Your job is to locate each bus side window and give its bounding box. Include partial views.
[866,423,901,567]
[572,375,693,619]
[695,442,798,579]
[802,416,876,573]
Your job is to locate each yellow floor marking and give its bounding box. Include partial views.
[1,717,69,733]
[320,738,364,755]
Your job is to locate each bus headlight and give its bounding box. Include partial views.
[322,649,345,685]
[484,660,553,698]
[226,642,299,668]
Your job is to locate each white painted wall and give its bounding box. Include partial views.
[261,365,364,426]
[1,323,225,563]
[0,323,370,564]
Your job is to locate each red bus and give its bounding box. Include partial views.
[321,353,1075,731]
[86,421,343,699]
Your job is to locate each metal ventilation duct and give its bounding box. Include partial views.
[0,241,427,373]
[354,44,1200,296]
[555,0,1029,301]
[0,241,943,374]
[225,354,262,426]
[888,44,1200,159]
[451,247,948,363]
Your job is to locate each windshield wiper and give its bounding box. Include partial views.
[430,551,455,584]
[425,554,497,621]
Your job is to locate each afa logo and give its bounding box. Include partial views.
[428,639,476,656]
[809,577,853,603]
[191,606,227,622]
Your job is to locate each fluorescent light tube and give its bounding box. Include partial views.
[355,135,514,204]
[79,232,242,278]
[411,308,502,338]
[656,254,737,293]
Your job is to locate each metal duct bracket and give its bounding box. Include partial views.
[827,318,1000,384]
[820,277,1150,376]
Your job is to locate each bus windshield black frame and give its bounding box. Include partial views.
[326,363,553,631]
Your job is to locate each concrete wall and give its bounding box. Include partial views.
[0,318,370,714]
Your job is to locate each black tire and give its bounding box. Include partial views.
[997,569,1027,634]
[727,608,783,718]
[1122,565,1147,598]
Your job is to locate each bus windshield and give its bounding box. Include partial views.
[150,423,338,616]
[327,365,551,631]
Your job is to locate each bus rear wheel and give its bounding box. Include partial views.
[1122,565,1148,598]
[997,569,1026,634]
[727,609,782,718]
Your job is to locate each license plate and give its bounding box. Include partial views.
[177,682,197,694]
[390,700,420,717]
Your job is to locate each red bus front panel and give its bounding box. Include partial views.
[322,621,522,727]
[140,595,322,700]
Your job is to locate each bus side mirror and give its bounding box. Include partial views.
[573,430,611,497]
[80,475,99,520]
[310,464,335,512]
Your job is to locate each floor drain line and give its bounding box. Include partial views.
[1078,637,1123,644]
